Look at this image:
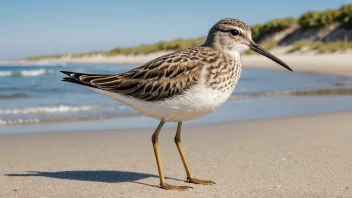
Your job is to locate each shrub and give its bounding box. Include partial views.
[338,4,352,29]
[250,24,263,41]
[298,11,323,28]
[298,9,341,29]
[251,18,297,41]
[262,17,297,32]
[319,9,339,25]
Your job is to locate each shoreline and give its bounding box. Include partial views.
[13,50,352,79]
[1,111,352,197]
[2,109,352,136]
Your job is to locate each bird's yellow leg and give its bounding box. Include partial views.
[151,120,192,190]
[174,122,215,185]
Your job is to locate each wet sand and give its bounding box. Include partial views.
[1,112,352,197]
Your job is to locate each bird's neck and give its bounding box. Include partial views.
[223,49,241,61]
[203,31,224,50]
[203,39,245,61]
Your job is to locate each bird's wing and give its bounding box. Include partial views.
[61,48,213,102]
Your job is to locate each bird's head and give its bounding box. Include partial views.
[204,18,292,71]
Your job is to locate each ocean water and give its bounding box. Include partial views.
[2,63,352,134]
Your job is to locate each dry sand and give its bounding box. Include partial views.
[243,52,352,79]
[1,112,352,197]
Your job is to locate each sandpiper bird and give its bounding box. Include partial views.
[61,18,292,190]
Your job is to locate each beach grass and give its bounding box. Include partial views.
[289,40,352,53]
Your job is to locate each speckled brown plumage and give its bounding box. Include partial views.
[216,18,251,32]
[203,52,241,92]
[61,46,233,102]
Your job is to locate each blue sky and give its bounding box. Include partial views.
[0,0,350,60]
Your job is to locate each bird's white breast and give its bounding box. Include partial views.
[91,62,241,122]
[155,79,235,121]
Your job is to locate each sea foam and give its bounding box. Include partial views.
[20,68,47,76]
[0,105,100,115]
[0,71,12,76]
[0,68,54,77]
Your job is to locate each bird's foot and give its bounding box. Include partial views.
[160,182,192,191]
[187,177,215,185]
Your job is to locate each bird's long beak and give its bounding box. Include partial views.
[249,41,293,72]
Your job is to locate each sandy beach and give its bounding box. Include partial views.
[4,49,352,197]
[1,112,352,197]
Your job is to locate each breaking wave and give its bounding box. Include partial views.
[0,114,139,126]
[0,68,54,77]
[0,118,40,125]
[0,71,12,76]
[0,105,100,115]
[0,104,136,126]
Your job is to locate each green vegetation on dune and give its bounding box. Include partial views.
[24,54,64,61]
[251,17,297,41]
[298,4,352,29]
[107,37,206,56]
[298,10,337,29]
[22,3,352,61]
[338,4,352,29]
[23,38,206,60]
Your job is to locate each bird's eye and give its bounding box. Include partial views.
[230,29,240,36]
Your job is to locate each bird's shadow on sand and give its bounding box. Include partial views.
[5,170,183,188]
